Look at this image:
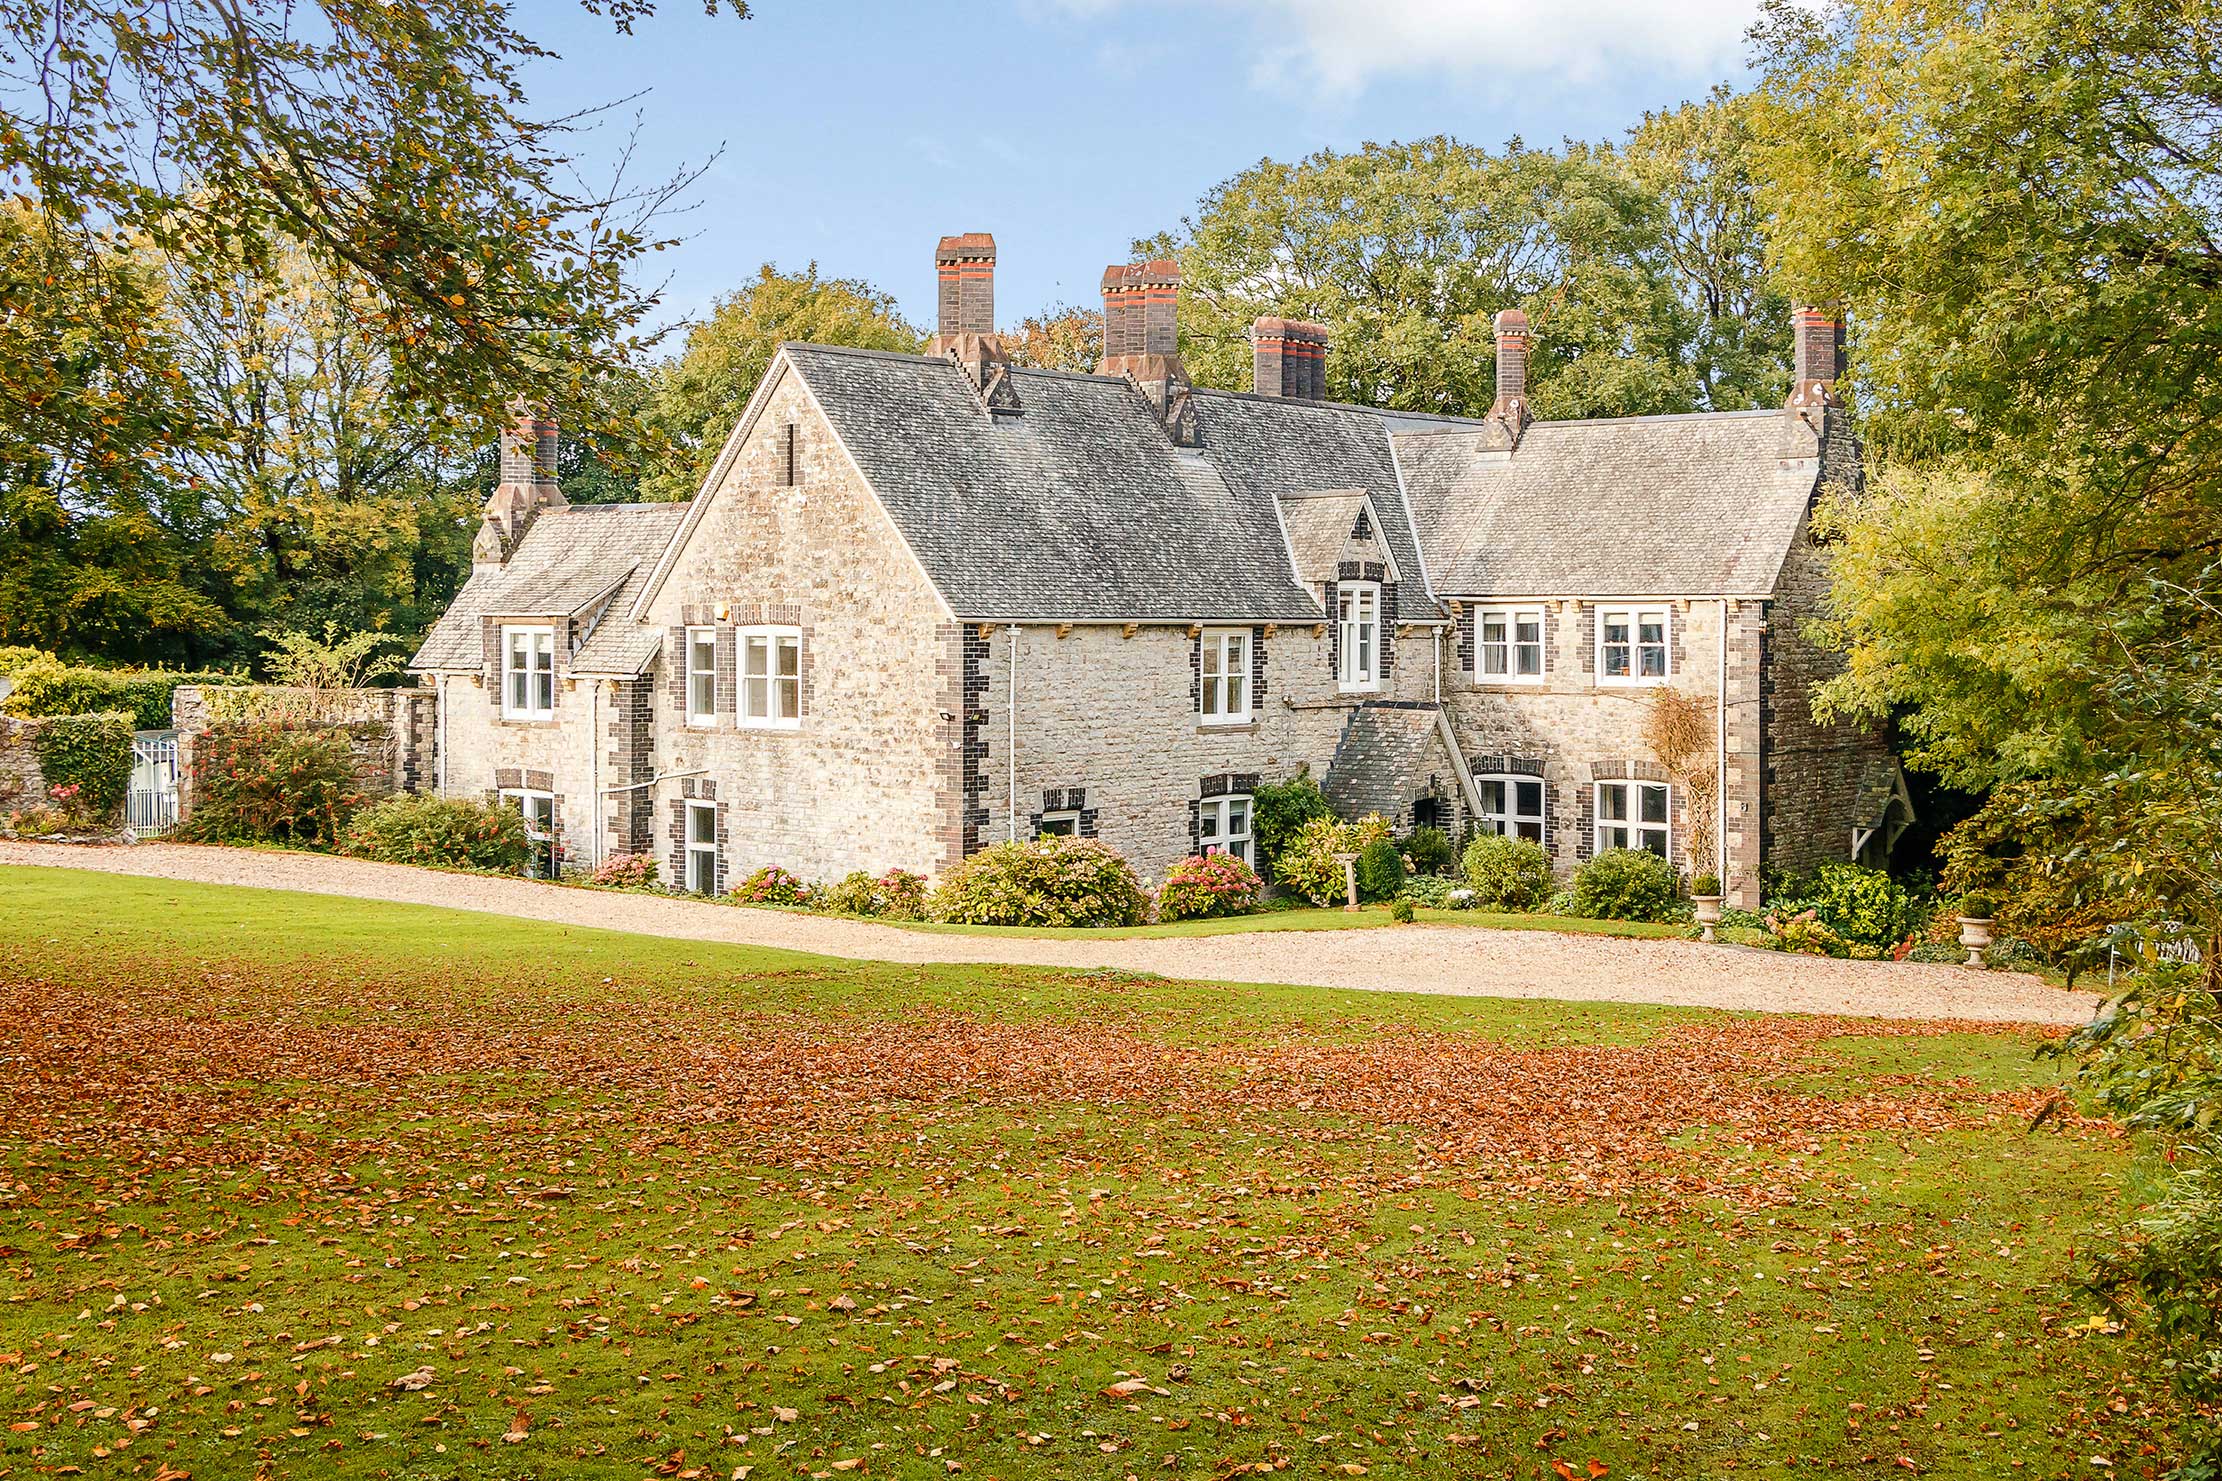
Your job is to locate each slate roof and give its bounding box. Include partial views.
[1191,388,1451,621]
[783,344,1322,623]
[1393,410,1820,597]
[1276,490,1388,588]
[1320,702,1452,821]
[411,503,687,673]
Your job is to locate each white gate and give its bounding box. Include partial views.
[128,731,180,838]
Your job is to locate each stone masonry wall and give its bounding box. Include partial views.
[0,716,47,814]
[1760,412,1891,883]
[174,685,438,822]
[636,362,952,884]
[1436,598,1765,905]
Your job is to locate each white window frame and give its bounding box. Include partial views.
[1595,780,1671,859]
[1199,627,1252,725]
[1197,794,1253,866]
[684,626,718,727]
[739,627,802,729]
[684,799,719,894]
[1595,606,1671,686]
[501,624,555,720]
[1476,773,1547,844]
[1036,810,1081,839]
[1336,582,1381,693]
[499,787,557,878]
[1474,605,1546,684]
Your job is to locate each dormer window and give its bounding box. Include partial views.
[1337,583,1381,692]
[501,625,555,719]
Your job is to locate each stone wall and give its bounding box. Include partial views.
[0,716,47,815]
[632,361,954,884]
[1759,416,1892,883]
[173,685,438,820]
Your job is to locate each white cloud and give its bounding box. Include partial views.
[1041,0,1759,92]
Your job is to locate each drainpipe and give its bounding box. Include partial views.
[1007,624,1020,842]
[588,679,602,871]
[1432,626,1441,705]
[436,675,449,795]
[1717,598,1730,887]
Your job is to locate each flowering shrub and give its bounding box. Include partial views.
[4,805,70,837]
[1272,813,1394,906]
[1461,833,1554,911]
[1766,908,1852,958]
[1156,853,1262,922]
[178,722,367,847]
[819,867,931,919]
[1568,848,1681,922]
[590,852,661,889]
[731,865,813,906]
[929,837,1149,927]
[342,795,529,873]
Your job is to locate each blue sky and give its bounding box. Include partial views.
[522,0,1764,339]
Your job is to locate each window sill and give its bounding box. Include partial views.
[1197,718,1258,733]
[497,714,559,726]
[736,721,803,733]
[1472,677,1548,689]
[1595,677,1671,689]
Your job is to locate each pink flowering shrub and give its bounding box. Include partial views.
[1155,852,1262,922]
[732,865,812,906]
[590,852,660,889]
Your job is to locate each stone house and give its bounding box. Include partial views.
[411,234,1908,908]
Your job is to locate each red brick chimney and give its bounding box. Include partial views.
[1251,317,1330,399]
[1097,259,1197,444]
[1480,309,1532,449]
[933,233,997,350]
[1788,304,1844,409]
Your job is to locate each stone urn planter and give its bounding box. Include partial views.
[1957,916,1996,969]
[1692,895,1725,944]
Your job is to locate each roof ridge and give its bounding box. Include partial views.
[1396,406,1785,438]
[1189,384,1488,426]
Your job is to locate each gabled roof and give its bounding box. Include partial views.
[1393,409,1821,598]
[1192,388,1453,622]
[780,344,1324,623]
[1276,489,1400,588]
[411,503,688,673]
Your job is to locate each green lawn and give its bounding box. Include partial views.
[0,865,2172,1479]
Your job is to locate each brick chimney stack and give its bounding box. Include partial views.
[474,401,565,570]
[1251,317,1329,399]
[1097,258,1198,445]
[1789,304,1844,408]
[1479,309,1533,451]
[933,233,997,350]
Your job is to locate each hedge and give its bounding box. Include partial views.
[1,652,244,730]
[31,711,134,821]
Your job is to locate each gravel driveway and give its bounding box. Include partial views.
[0,840,2101,1026]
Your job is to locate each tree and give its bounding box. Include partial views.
[0,0,745,430]
[1140,137,1698,420]
[0,204,228,661]
[1617,86,1791,410]
[640,264,922,500]
[1002,304,1103,374]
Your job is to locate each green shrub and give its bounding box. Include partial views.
[1569,848,1681,922]
[0,645,52,677]
[929,837,1149,927]
[1690,872,1723,897]
[179,722,368,847]
[1399,875,1474,909]
[732,866,812,906]
[1156,852,1262,922]
[1957,891,1998,919]
[32,710,133,822]
[1402,826,1457,877]
[2,654,243,730]
[1272,813,1393,906]
[1355,836,1406,902]
[1796,863,1921,950]
[817,870,882,915]
[590,852,660,889]
[1765,908,1852,957]
[1388,896,1415,923]
[342,795,528,872]
[1250,770,1335,882]
[1462,833,1554,911]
